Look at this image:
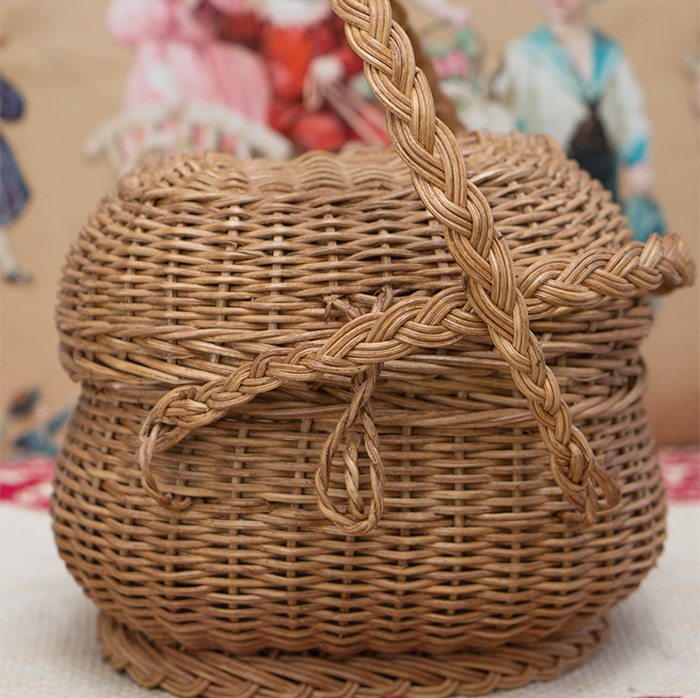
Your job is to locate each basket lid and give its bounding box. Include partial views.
[59,131,670,390]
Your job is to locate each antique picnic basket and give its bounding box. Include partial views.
[52,0,694,695]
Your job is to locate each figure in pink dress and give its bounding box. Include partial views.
[103,0,274,163]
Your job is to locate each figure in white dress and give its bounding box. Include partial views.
[491,0,655,207]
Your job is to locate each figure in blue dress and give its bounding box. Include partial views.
[491,0,665,242]
[0,76,32,283]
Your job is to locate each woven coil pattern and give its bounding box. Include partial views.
[121,0,693,528]
[52,0,694,694]
[55,138,680,657]
[98,612,609,698]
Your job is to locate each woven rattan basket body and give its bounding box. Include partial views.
[52,1,694,696]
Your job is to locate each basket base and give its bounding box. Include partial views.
[98,612,609,698]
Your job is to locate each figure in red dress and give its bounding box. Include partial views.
[216,0,389,152]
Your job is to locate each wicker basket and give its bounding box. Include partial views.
[52,1,694,696]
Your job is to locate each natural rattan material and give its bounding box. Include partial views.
[52,0,694,695]
[98,612,609,698]
[57,368,664,657]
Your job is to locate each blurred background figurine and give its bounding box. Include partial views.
[413,0,513,133]
[491,0,665,242]
[0,388,71,460]
[343,0,513,135]
[0,75,32,284]
[217,0,390,152]
[0,387,71,509]
[684,50,700,117]
[106,0,269,121]
[88,0,289,173]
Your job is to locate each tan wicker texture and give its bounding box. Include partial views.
[97,613,609,697]
[52,0,694,696]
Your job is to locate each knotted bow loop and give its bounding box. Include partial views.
[315,365,385,535]
[329,0,688,524]
[135,226,693,527]
[313,289,393,534]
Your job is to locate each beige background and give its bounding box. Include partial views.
[0,0,698,444]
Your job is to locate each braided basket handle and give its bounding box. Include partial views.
[329,0,622,522]
[136,0,693,532]
[388,0,463,135]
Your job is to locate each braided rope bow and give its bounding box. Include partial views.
[331,0,622,523]
[137,231,692,529]
[136,0,694,533]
